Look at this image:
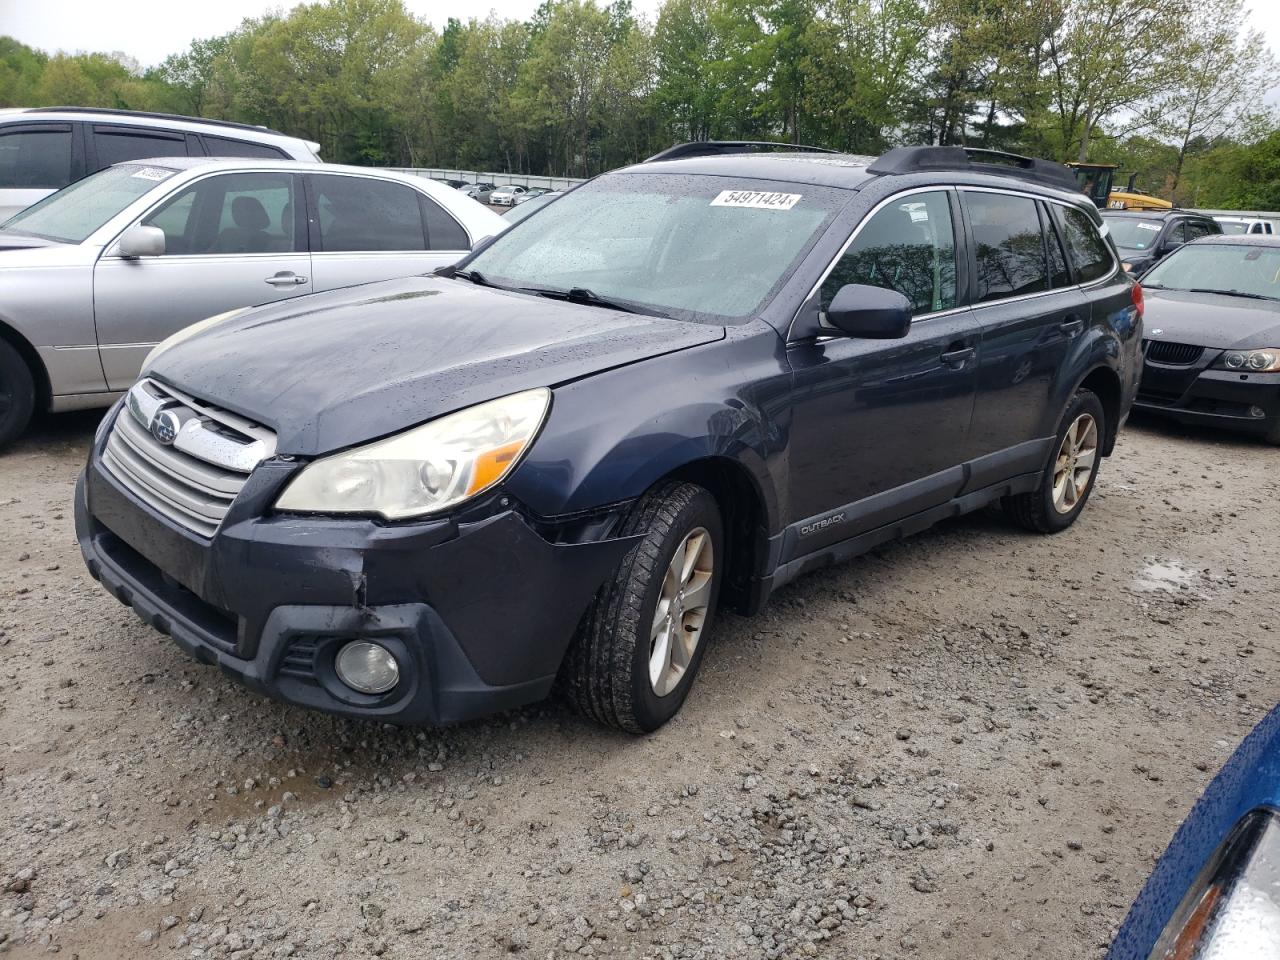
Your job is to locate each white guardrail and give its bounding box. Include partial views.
[383,168,587,191]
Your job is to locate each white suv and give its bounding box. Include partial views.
[0,107,321,219]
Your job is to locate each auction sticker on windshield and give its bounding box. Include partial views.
[711,190,802,211]
[131,167,173,181]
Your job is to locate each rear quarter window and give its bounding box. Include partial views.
[1058,206,1114,283]
[202,135,288,160]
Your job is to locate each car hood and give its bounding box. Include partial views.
[0,231,63,252]
[1143,289,1280,349]
[149,275,726,455]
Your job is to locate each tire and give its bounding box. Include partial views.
[1004,388,1106,534]
[1266,417,1280,446]
[561,481,724,734]
[0,338,36,450]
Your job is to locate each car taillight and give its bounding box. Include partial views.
[1133,282,1145,319]
[1147,807,1280,959]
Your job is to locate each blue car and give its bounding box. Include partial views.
[75,141,1143,733]
[1108,703,1280,958]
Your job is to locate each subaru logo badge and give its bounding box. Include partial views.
[150,409,181,446]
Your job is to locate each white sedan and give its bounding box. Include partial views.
[488,185,529,207]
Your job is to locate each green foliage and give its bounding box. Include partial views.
[0,0,1275,206]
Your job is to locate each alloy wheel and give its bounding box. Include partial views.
[1052,413,1099,514]
[648,526,714,697]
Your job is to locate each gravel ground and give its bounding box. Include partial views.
[1,409,1277,960]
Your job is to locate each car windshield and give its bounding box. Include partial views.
[466,172,844,321]
[1104,216,1164,251]
[1217,221,1250,235]
[1142,243,1280,301]
[0,163,178,244]
[504,195,554,224]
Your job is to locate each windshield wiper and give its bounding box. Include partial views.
[519,285,671,318]
[1185,287,1279,301]
[452,268,489,286]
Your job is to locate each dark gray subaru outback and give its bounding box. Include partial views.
[76,143,1144,733]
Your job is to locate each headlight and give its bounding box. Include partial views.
[1217,349,1280,373]
[274,388,550,519]
[142,308,250,370]
[1148,807,1280,958]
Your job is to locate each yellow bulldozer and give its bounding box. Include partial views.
[1065,162,1172,211]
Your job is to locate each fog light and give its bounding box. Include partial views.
[1250,405,1267,418]
[334,641,400,694]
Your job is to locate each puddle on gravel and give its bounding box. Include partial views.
[1131,558,1197,594]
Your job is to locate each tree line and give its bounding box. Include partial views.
[1,0,1277,207]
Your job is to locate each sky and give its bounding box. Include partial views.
[1,0,1278,84]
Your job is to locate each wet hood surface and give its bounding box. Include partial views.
[0,232,62,252]
[150,275,725,455]
[1143,288,1280,350]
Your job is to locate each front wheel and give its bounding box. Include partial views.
[1004,388,1106,533]
[560,481,723,734]
[0,339,36,450]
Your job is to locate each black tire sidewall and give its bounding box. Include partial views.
[628,491,724,731]
[0,339,36,449]
[1039,390,1106,532]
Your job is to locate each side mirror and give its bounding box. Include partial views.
[116,225,165,258]
[824,284,913,339]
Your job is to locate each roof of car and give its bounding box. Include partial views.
[106,157,473,196]
[1101,209,1211,220]
[624,152,880,189]
[623,148,1096,207]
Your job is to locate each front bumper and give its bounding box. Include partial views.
[1135,354,1280,436]
[75,411,638,725]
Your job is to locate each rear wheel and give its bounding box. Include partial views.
[560,481,723,734]
[0,339,36,450]
[1004,389,1106,533]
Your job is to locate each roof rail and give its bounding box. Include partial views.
[645,140,838,163]
[24,106,288,138]
[867,146,1079,193]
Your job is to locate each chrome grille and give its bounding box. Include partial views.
[1145,340,1204,366]
[101,379,276,538]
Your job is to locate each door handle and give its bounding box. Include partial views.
[1059,315,1085,336]
[940,343,976,367]
[265,272,308,286]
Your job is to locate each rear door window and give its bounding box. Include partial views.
[1042,202,1071,287]
[964,192,1048,302]
[821,191,958,315]
[0,124,73,189]
[312,175,426,251]
[92,126,189,167]
[1058,206,1114,283]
